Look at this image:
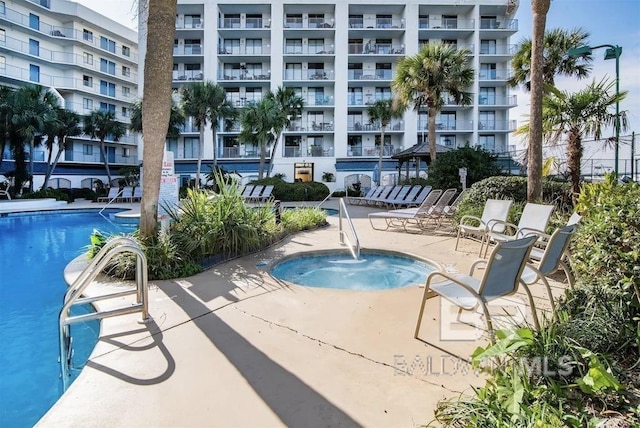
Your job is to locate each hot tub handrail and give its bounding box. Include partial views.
[339,197,360,259]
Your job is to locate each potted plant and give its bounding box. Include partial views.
[322,172,335,182]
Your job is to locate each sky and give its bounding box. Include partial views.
[75,0,640,162]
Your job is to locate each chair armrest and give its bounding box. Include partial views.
[488,219,518,235]
[470,259,488,275]
[459,215,482,227]
[517,227,546,238]
[426,271,484,301]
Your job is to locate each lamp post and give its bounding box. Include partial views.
[568,44,622,178]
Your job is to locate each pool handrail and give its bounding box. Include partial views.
[58,236,150,391]
[339,197,360,260]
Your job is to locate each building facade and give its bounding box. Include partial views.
[159,0,519,189]
[0,0,139,190]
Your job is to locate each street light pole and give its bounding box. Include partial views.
[568,44,622,178]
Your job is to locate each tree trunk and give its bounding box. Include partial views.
[42,141,54,190]
[100,139,112,185]
[195,126,204,188]
[259,140,266,179]
[428,106,437,162]
[212,128,217,169]
[139,0,177,241]
[29,137,34,192]
[527,0,551,202]
[566,130,583,199]
[378,127,386,186]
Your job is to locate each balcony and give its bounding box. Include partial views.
[176,19,204,30]
[64,150,138,165]
[418,18,475,30]
[218,70,271,81]
[348,43,404,55]
[417,121,475,132]
[283,144,334,158]
[286,121,334,132]
[479,18,518,30]
[348,18,405,29]
[283,44,335,55]
[218,45,271,55]
[218,17,269,29]
[347,70,393,81]
[173,70,204,82]
[220,146,260,158]
[478,120,517,132]
[283,70,335,82]
[478,95,517,107]
[284,18,335,29]
[173,44,203,56]
[479,44,518,56]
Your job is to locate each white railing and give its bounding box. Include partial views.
[338,198,360,260]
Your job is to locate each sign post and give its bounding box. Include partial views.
[458,167,468,191]
[158,151,179,230]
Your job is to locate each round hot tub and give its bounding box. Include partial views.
[270,250,438,290]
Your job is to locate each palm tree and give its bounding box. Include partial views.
[265,87,304,176]
[392,43,474,162]
[10,85,59,192]
[180,81,235,187]
[0,85,14,172]
[541,79,627,197]
[367,99,404,185]
[130,98,185,139]
[138,0,178,241]
[238,97,282,179]
[41,108,82,189]
[527,0,552,202]
[509,28,593,91]
[84,109,126,185]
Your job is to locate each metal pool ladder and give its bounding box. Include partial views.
[339,197,360,259]
[58,237,151,391]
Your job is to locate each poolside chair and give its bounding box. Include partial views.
[520,224,579,315]
[454,199,513,255]
[377,185,413,208]
[0,174,10,200]
[240,184,255,199]
[436,189,469,229]
[482,202,555,257]
[419,188,458,228]
[364,185,395,206]
[347,186,378,205]
[120,186,135,203]
[368,189,443,232]
[131,186,142,202]
[400,186,432,208]
[255,184,274,202]
[97,186,122,203]
[415,235,540,342]
[391,185,422,209]
[246,185,264,202]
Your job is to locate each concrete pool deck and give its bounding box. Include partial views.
[36,198,568,427]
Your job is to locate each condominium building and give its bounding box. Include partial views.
[0,0,139,189]
[157,0,519,189]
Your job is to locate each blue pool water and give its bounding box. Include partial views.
[0,210,137,427]
[270,252,435,290]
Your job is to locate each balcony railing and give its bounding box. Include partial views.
[283,44,335,55]
[218,45,271,55]
[479,71,512,80]
[479,44,518,55]
[479,18,518,30]
[226,98,262,108]
[283,70,335,81]
[220,146,263,158]
[347,70,393,80]
[0,4,138,61]
[173,45,203,55]
[304,96,334,106]
[176,19,204,29]
[0,35,138,83]
[286,121,334,132]
[218,17,269,29]
[284,18,335,29]
[173,70,204,81]
[64,150,138,165]
[417,121,475,131]
[218,70,271,80]
[478,95,517,106]
[348,43,404,55]
[348,18,404,29]
[418,18,475,30]
[478,120,517,131]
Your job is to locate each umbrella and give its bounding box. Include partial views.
[372,164,379,185]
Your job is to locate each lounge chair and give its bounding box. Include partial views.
[97,186,122,203]
[482,202,555,257]
[455,198,514,255]
[521,224,579,315]
[376,185,413,208]
[350,186,387,206]
[419,188,458,228]
[120,186,135,203]
[399,186,432,208]
[240,184,255,199]
[392,185,422,208]
[415,235,540,342]
[246,185,264,202]
[364,185,396,206]
[368,189,443,232]
[0,175,10,200]
[347,186,378,205]
[435,189,469,228]
[255,184,274,202]
[131,186,142,202]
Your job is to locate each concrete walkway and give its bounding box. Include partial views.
[37,199,567,427]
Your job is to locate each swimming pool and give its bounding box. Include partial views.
[270,250,437,290]
[0,209,136,427]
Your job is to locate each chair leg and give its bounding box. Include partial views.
[414,285,433,339]
[454,227,462,250]
[559,260,575,288]
[477,300,496,343]
[519,281,541,331]
[538,275,556,320]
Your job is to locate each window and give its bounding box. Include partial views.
[166,138,178,156]
[83,75,93,87]
[438,112,456,130]
[184,39,201,55]
[441,135,456,147]
[348,62,363,79]
[285,39,303,54]
[349,14,363,29]
[83,144,93,156]
[29,39,39,56]
[479,112,496,130]
[245,38,262,54]
[347,136,362,156]
[100,80,116,97]
[419,15,429,29]
[83,52,93,65]
[122,86,130,98]
[0,56,5,71]
[0,2,5,15]
[347,87,362,105]
[376,14,392,29]
[374,87,392,101]
[222,39,240,54]
[480,40,497,55]
[480,63,497,79]
[284,136,301,157]
[479,87,496,105]
[284,63,302,80]
[122,65,130,77]
[442,15,458,29]
[122,45,130,56]
[0,29,5,43]
[121,107,129,118]
[285,14,302,28]
[29,13,39,30]
[99,102,116,113]
[308,14,325,28]
[100,36,116,53]
[308,39,324,54]
[100,58,116,75]
[245,14,262,29]
[122,147,130,157]
[83,98,93,110]
[480,15,499,29]
[375,63,392,79]
[183,137,199,158]
[29,64,40,82]
[185,15,202,28]
[83,29,93,42]
[479,135,496,152]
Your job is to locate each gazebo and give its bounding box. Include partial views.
[391,142,453,180]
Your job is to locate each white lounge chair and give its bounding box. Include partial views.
[482,202,555,257]
[97,186,122,203]
[419,188,458,228]
[415,235,540,342]
[455,198,514,255]
[347,186,378,205]
[0,175,11,200]
[368,189,443,232]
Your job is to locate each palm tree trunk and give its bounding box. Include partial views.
[527,0,551,202]
[267,133,283,178]
[566,131,583,198]
[428,106,437,162]
[259,141,266,179]
[196,127,204,188]
[42,137,57,190]
[211,128,217,168]
[139,0,178,241]
[378,127,386,186]
[100,139,112,184]
[29,137,35,192]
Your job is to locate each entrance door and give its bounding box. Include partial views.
[294,162,314,182]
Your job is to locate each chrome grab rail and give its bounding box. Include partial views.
[338,197,360,260]
[98,188,125,216]
[58,237,150,391]
[315,189,339,209]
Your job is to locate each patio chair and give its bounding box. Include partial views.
[482,202,555,257]
[240,184,255,199]
[368,189,442,232]
[436,189,469,228]
[246,185,264,202]
[120,186,135,203]
[0,174,10,200]
[399,186,432,208]
[97,186,122,203]
[347,186,378,205]
[419,188,458,228]
[365,185,396,206]
[454,198,514,255]
[255,184,274,202]
[391,185,422,209]
[131,186,142,202]
[415,235,540,342]
[377,185,413,208]
[520,224,579,315]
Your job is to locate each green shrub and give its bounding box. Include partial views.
[20,188,69,202]
[281,207,328,232]
[425,145,503,191]
[250,177,330,201]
